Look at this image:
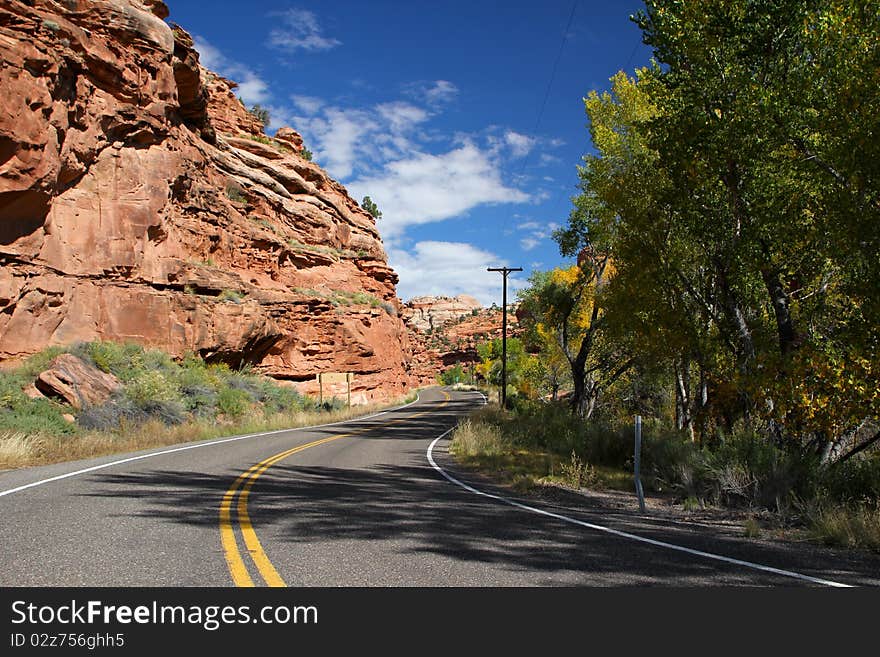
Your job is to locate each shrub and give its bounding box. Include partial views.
[818,455,880,504]
[803,500,880,552]
[300,148,313,161]
[0,400,76,436]
[439,364,473,386]
[218,289,244,303]
[450,418,505,457]
[78,396,185,430]
[17,346,66,379]
[0,371,76,436]
[217,387,250,417]
[225,373,262,401]
[249,104,270,126]
[225,183,247,203]
[124,370,178,405]
[560,450,595,489]
[259,382,306,414]
[0,371,27,409]
[77,341,147,380]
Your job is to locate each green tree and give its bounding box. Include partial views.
[517,265,632,419]
[556,0,879,456]
[361,196,382,220]
[476,337,528,393]
[249,104,270,127]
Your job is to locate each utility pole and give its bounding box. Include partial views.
[487,266,522,409]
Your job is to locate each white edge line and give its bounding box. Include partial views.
[0,392,424,499]
[426,399,852,589]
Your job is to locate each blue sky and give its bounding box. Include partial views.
[166,0,652,305]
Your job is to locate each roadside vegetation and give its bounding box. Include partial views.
[450,0,879,552]
[0,342,413,470]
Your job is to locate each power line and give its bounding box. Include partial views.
[531,0,579,142]
[506,1,578,235]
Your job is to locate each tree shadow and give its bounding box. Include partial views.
[80,449,880,586]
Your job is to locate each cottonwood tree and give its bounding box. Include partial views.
[554,0,879,457]
[517,264,632,419]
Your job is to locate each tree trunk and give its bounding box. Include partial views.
[570,358,590,418]
[761,266,797,357]
[674,356,695,441]
[698,364,708,448]
[715,261,756,368]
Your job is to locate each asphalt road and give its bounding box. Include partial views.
[1,386,879,587]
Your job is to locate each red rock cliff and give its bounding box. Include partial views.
[0,0,423,401]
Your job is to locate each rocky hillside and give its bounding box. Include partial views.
[403,294,481,332]
[404,296,520,377]
[0,0,425,402]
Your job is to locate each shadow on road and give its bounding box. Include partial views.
[80,447,880,586]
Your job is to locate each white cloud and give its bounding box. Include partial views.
[291,95,324,116]
[425,80,459,103]
[376,102,429,133]
[347,142,530,239]
[266,88,533,245]
[192,36,223,70]
[389,241,526,306]
[520,237,541,251]
[404,80,459,105]
[516,219,559,252]
[294,108,377,179]
[193,36,269,105]
[268,8,341,53]
[236,73,269,106]
[517,220,541,231]
[504,131,535,158]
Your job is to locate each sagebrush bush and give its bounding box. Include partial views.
[259,382,306,414]
[0,370,76,436]
[124,370,179,405]
[1,402,77,436]
[217,387,251,417]
[0,342,350,438]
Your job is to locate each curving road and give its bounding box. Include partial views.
[1,387,879,587]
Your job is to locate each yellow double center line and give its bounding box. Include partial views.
[219,393,450,587]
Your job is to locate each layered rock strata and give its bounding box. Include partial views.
[0,0,424,401]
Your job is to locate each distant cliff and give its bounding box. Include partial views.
[403,295,482,332]
[0,0,424,402]
[403,295,520,376]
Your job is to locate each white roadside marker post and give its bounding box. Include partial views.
[634,415,646,513]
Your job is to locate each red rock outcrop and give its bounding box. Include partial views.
[35,353,121,409]
[404,298,521,380]
[0,0,425,402]
[403,295,482,333]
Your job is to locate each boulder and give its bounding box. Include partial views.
[35,354,121,410]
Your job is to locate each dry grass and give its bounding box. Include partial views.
[0,395,416,471]
[805,502,880,552]
[449,409,632,493]
[449,418,505,457]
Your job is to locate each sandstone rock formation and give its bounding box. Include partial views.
[0,0,427,402]
[35,354,121,410]
[403,295,482,333]
[404,298,521,380]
